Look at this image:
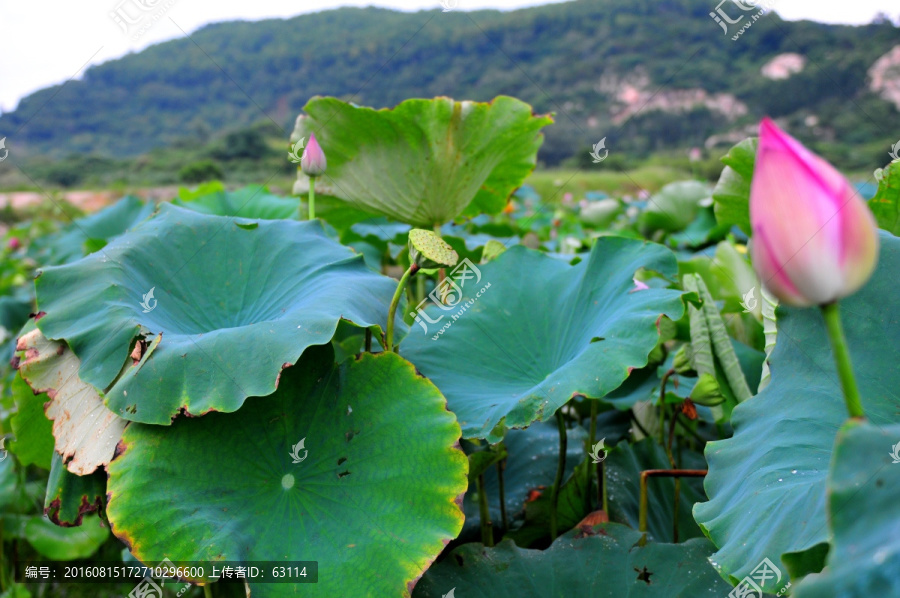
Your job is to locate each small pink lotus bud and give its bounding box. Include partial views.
[7,237,21,251]
[750,118,879,307]
[301,133,327,177]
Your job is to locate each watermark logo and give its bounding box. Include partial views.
[890,441,900,464]
[889,140,900,162]
[128,558,191,598]
[109,0,179,41]
[290,438,308,464]
[288,137,305,164]
[589,438,608,464]
[589,137,609,163]
[0,137,8,162]
[442,589,456,598]
[409,259,492,340]
[140,287,157,313]
[710,0,775,40]
[440,0,458,12]
[0,438,7,462]
[741,287,757,313]
[728,557,790,597]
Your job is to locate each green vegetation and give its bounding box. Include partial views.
[1,0,897,178]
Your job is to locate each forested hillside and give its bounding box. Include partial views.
[2,0,898,166]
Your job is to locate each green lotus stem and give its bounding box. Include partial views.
[416,275,425,305]
[308,177,316,220]
[638,469,707,546]
[638,472,649,546]
[386,265,415,352]
[550,408,568,540]
[658,369,674,445]
[203,584,213,598]
[601,460,608,513]
[476,473,493,546]
[665,403,681,543]
[673,478,681,543]
[586,399,597,513]
[496,460,509,531]
[630,409,651,439]
[821,302,865,419]
[433,222,448,302]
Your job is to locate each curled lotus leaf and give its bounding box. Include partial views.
[14,326,127,475]
[33,204,403,424]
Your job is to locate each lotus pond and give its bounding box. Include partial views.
[0,96,898,597]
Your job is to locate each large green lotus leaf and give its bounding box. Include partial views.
[693,231,900,586]
[106,348,467,597]
[794,421,900,598]
[711,138,756,236]
[413,523,731,597]
[44,453,106,527]
[14,327,128,475]
[25,513,109,560]
[34,204,402,424]
[291,96,552,227]
[402,237,685,441]
[172,185,300,220]
[29,196,154,266]
[870,161,900,235]
[9,373,54,470]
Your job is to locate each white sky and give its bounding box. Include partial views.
[0,0,897,112]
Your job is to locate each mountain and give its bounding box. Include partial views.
[2,0,899,167]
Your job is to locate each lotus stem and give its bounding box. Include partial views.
[203,584,213,598]
[821,302,865,419]
[665,404,681,542]
[658,369,675,444]
[673,472,684,544]
[433,222,449,303]
[630,408,651,439]
[586,399,597,513]
[308,177,316,220]
[601,459,608,513]
[416,275,425,305]
[477,473,493,546]
[638,469,707,546]
[386,265,415,352]
[497,459,509,531]
[550,408,568,540]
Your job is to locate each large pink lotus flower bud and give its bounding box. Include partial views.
[750,118,879,307]
[301,133,327,177]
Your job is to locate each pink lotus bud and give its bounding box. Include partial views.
[750,118,879,307]
[301,133,327,177]
[7,237,21,251]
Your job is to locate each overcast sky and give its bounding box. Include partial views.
[1,0,897,112]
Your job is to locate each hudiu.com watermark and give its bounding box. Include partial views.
[410,259,491,340]
[709,0,777,41]
[728,557,791,597]
[109,0,179,41]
